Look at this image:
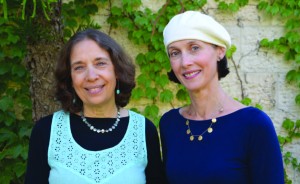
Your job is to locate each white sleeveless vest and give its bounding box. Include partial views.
[48,110,147,184]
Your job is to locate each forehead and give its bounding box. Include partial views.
[71,39,109,56]
[168,39,206,49]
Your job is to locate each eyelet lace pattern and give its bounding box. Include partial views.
[48,110,147,183]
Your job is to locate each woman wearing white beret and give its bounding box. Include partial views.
[159,11,284,184]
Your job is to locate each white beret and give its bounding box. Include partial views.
[163,11,231,49]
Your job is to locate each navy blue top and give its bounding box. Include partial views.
[25,111,167,184]
[159,106,284,184]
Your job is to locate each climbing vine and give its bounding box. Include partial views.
[257,1,300,183]
[0,0,299,183]
[219,1,300,183]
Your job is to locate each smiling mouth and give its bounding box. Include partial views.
[183,71,201,78]
[86,85,104,94]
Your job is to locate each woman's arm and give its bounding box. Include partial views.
[248,110,284,184]
[25,115,52,184]
[145,119,167,184]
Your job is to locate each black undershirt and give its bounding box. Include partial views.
[25,112,166,184]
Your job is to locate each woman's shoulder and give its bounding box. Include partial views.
[161,108,180,118]
[226,106,274,130]
[230,106,271,120]
[33,114,53,131]
[159,108,181,128]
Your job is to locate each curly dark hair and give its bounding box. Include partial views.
[167,56,230,84]
[55,29,136,113]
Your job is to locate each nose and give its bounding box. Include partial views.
[181,52,193,67]
[86,66,99,81]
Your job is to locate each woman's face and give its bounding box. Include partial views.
[167,39,225,92]
[70,39,116,110]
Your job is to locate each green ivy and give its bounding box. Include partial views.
[0,0,103,183]
[108,0,206,125]
[257,0,300,180]
[0,17,32,184]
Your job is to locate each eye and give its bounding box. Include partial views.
[169,50,180,58]
[191,45,200,52]
[72,65,84,71]
[96,61,106,66]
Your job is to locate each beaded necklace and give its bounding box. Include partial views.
[80,107,121,134]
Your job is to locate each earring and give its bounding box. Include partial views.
[72,91,77,104]
[116,80,120,95]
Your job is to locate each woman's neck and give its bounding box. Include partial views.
[83,103,118,118]
[184,85,226,120]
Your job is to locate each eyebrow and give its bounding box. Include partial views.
[168,40,199,49]
[71,57,110,66]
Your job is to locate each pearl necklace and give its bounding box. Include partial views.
[80,107,121,133]
[186,107,224,141]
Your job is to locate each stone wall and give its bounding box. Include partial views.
[94,0,300,182]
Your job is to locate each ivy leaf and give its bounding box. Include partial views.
[145,87,158,99]
[295,45,300,53]
[277,135,286,145]
[144,104,159,119]
[135,15,148,26]
[0,111,16,126]
[255,103,263,110]
[229,3,239,12]
[218,2,228,10]
[0,96,13,112]
[15,161,26,177]
[295,94,300,105]
[260,38,270,47]
[160,89,173,103]
[145,51,155,61]
[12,64,26,77]
[137,73,151,88]
[131,87,144,100]
[240,97,252,106]
[295,120,300,128]
[282,118,294,131]
[270,4,280,15]
[7,34,19,44]
[0,62,10,75]
[295,56,300,65]
[226,45,237,59]
[155,74,169,87]
[111,6,122,16]
[155,50,168,63]
[8,144,23,159]
[132,30,144,39]
[257,2,268,10]
[278,45,289,53]
[136,53,146,65]
[286,70,297,83]
[0,128,18,146]
[176,88,189,102]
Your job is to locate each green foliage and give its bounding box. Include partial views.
[279,118,300,175]
[108,0,207,125]
[0,0,104,182]
[0,16,32,184]
[258,0,300,105]
[237,97,263,110]
[218,0,249,12]
[61,0,104,39]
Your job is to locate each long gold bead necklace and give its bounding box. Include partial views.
[186,106,224,141]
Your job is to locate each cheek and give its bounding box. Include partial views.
[71,73,84,87]
[170,60,179,70]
